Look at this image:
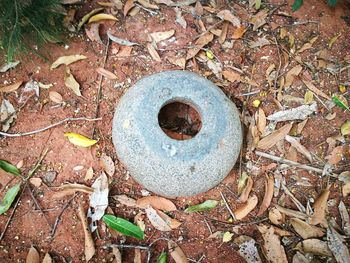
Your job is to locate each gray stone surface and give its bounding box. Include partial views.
[112,70,242,197]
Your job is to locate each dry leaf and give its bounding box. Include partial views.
[292,252,309,263]
[157,209,181,229]
[58,183,93,194]
[285,65,302,88]
[256,108,266,134]
[175,7,187,28]
[257,123,292,150]
[234,235,262,263]
[217,10,240,27]
[325,146,343,165]
[145,206,172,231]
[186,33,213,60]
[78,204,96,262]
[285,135,313,163]
[138,0,159,9]
[232,26,247,39]
[85,23,102,43]
[49,91,63,103]
[275,205,308,220]
[134,212,146,231]
[64,67,81,96]
[26,246,39,263]
[257,174,274,216]
[250,9,268,31]
[267,103,317,122]
[167,57,186,69]
[168,240,189,263]
[51,55,87,69]
[112,247,122,263]
[234,195,258,220]
[0,81,23,93]
[96,68,117,80]
[107,31,139,46]
[149,30,175,43]
[134,248,141,263]
[100,153,115,176]
[124,0,134,16]
[327,225,350,263]
[295,239,332,257]
[297,36,318,54]
[269,207,284,225]
[239,176,253,203]
[113,194,137,207]
[88,13,117,23]
[257,225,288,263]
[222,70,242,83]
[290,218,325,239]
[219,22,229,44]
[85,167,94,181]
[249,37,270,48]
[302,79,331,100]
[137,196,176,211]
[310,186,330,226]
[338,201,350,236]
[147,43,161,62]
[64,132,97,147]
[42,253,52,263]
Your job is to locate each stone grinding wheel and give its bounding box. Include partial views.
[112,70,242,197]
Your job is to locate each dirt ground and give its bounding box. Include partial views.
[1,0,350,262]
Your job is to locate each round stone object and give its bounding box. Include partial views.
[112,70,242,197]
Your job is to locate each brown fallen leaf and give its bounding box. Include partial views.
[168,240,189,263]
[64,67,81,96]
[295,239,332,257]
[217,10,240,27]
[123,0,134,16]
[290,218,325,239]
[219,21,229,44]
[26,246,40,263]
[51,55,87,69]
[269,207,285,225]
[134,211,146,231]
[239,176,253,203]
[58,183,93,194]
[42,253,52,263]
[285,135,313,163]
[49,91,63,103]
[138,0,159,9]
[256,108,266,135]
[310,186,330,227]
[327,225,350,262]
[250,9,268,31]
[147,43,161,62]
[96,68,117,80]
[113,194,137,207]
[137,196,176,211]
[145,206,172,231]
[0,81,23,93]
[100,153,115,176]
[257,174,274,216]
[234,194,258,220]
[325,146,343,165]
[85,23,102,43]
[338,201,350,236]
[167,57,186,69]
[257,224,288,263]
[232,26,247,39]
[292,252,309,263]
[257,123,292,150]
[186,33,213,60]
[175,7,187,29]
[302,79,331,100]
[112,247,122,263]
[157,209,181,229]
[275,205,308,220]
[297,36,318,54]
[134,248,142,263]
[78,204,96,262]
[285,65,302,88]
[149,30,175,43]
[222,70,242,83]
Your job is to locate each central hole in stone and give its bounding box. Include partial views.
[158,101,202,140]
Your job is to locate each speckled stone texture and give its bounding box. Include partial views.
[112,71,242,197]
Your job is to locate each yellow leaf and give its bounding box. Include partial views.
[341,120,350,136]
[51,55,87,69]
[328,33,341,49]
[222,231,234,242]
[252,99,261,108]
[206,50,214,60]
[339,84,347,93]
[64,67,81,96]
[88,13,117,23]
[64,132,98,147]
[304,90,314,104]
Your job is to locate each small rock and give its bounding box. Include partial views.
[43,171,57,184]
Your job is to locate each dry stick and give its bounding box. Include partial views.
[0,117,102,137]
[255,151,338,177]
[92,39,110,139]
[220,191,236,220]
[51,193,77,238]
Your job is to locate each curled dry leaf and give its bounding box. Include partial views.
[217,10,240,27]
[234,235,262,263]
[85,23,102,43]
[310,186,330,227]
[88,13,117,23]
[51,55,87,69]
[186,33,214,60]
[78,204,96,262]
[269,207,285,225]
[64,67,81,96]
[26,246,40,263]
[42,253,52,263]
[100,153,115,177]
[113,194,137,207]
[168,240,189,263]
[239,176,253,203]
[257,123,292,150]
[137,196,176,211]
[96,68,117,80]
[64,132,97,147]
[234,195,258,220]
[257,174,274,216]
[149,30,175,43]
[257,225,288,263]
[0,81,23,93]
[147,43,162,62]
[256,108,266,134]
[145,206,172,231]
[285,65,302,88]
[267,103,317,122]
[58,183,93,194]
[327,225,350,262]
[275,205,307,220]
[285,135,313,163]
[49,91,63,103]
[124,0,135,16]
[77,8,103,30]
[295,239,332,257]
[232,26,247,39]
[250,9,268,31]
[290,218,325,239]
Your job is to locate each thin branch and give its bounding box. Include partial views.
[0,117,101,137]
[220,191,236,220]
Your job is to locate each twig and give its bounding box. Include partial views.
[0,117,102,137]
[135,3,158,15]
[220,191,236,220]
[26,148,49,180]
[51,193,77,238]
[255,151,337,177]
[203,217,212,235]
[92,39,110,139]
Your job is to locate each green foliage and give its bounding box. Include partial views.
[0,183,21,215]
[102,214,145,240]
[292,0,338,11]
[0,0,65,62]
[327,0,337,6]
[184,200,218,213]
[0,160,21,176]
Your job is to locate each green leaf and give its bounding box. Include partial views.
[102,214,144,240]
[0,160,21,176]
[255,0,261,10]
[332,94,350,111]
[327,0,337,6]
[156,252,167,263]
[0,183,21,215]
[184,200,218,213]
[292,0,303,11]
